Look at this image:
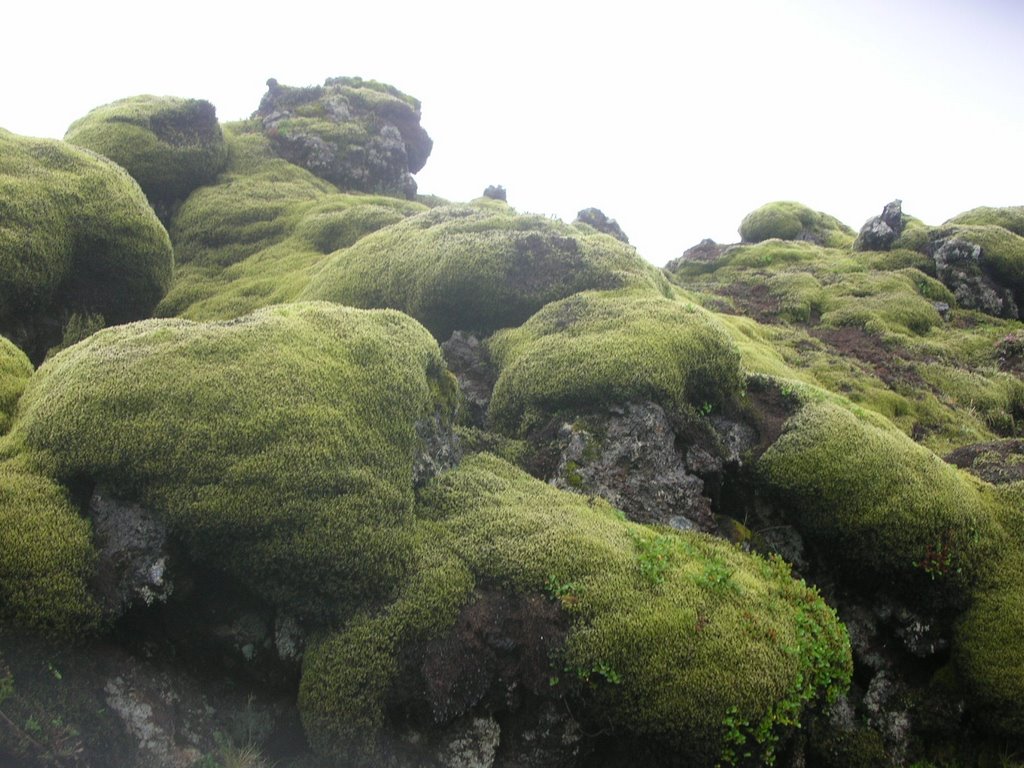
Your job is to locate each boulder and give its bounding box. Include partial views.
[574,207,629,243]
[853,200,905,252]
[255,76,433,198]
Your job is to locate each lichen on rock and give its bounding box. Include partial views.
[255,76,433,198]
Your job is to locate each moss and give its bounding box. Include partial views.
[157,125,425,321]
[5,302,456,621]
[0,462,99,638]
[944,224,1024,301]
[0,128,173,362]
[0,339,31,436]
[300,453,851,764]
[487,290,743,433]
[946,206,1024,238]
[953,488,1024,737]
[64,95,228,220]
[758,401,1001,602]
[739,201,855,248]
[301,203,670,340]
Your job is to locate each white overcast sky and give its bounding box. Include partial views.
[3,0,1022,265]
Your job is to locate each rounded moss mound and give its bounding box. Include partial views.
[0,461,99,638]
[487,291,743,432]
[299,453,851,766]
[167,128,339,270]
[758,402,1000,602]
[739,202,855,248]
[0,128,173,362]
[65,95,228,220]
[0,338,32,436]
[946,206,1024,237]
[302,203,670,341]
[954,551,1024,736]
[7,302,456,620]
[953,487,1024,737]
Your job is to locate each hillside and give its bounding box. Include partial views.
[1,78,1023,768]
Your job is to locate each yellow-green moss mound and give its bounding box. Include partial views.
[64,95,228,220]
[301,202,669,340]
[953,486,1024,736]
[0,339,31,436]
[758,402,1001,601]
[5,302,456,620]
[946,206,1024,237]
[739,201,855,248]
[0,129,173,361]
[300,453,851,765]
[0,462,99,637]
[487,290,743,432]
[157,125,425,320]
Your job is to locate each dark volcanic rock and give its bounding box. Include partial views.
[90,488,173,619]
[946,439,1024,484]
[442,331,498,428]
[256,76,432,198]
[574,207,629,243]
[550,402,718,532]
[483,185,507,202]
[854,200,905,252]
[929,235,1019,318]
[664,239,727,273]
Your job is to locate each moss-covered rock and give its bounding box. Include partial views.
[739,201,855,248]
[758,401,1001,603]
[64,95,228,221]
[946,206,1024,237]
[486,290,743,433]
[302,203,669,340]
[0,129,173,362]
[0,339,31,436]
[254,76,432,198]
[300,453,851,766]
[0,461,99,638]
[157,124,425,320]
[4,302,456,620]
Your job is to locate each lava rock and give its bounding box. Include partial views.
[929,236,1019,318]
[574,208,629,243]
[854,200,905,252]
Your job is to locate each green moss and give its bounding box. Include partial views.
[157,125,425,321]
[0,128,173,361]
[301,203,670,340]
[945,225,1024,300]
[64,95,228,219]
[300,453,851,764]
[487,290,743,433]
[953,488,1024,736]
[5,302,456,620]
[946,206,1024,237]
[0,462,99,637]
[759,401,1001,601]
[0,339,31,436]
[739,202,855,248]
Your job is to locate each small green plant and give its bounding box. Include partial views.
[913,529,961,580]
[563,460,585,489]
[630,532,674,586]
[697,558,737,593]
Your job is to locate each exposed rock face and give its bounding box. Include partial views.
[442,331,497,427]
[255,77,432,198]
[549,402,747,533]
[413,408,462,488]
[574,207,629,243]
[383,589,580,768]
[483,185,507,202]
[90,488,173,619]
[929,235,1019,318]
[854,200,905,251]
[665,238,727,273]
